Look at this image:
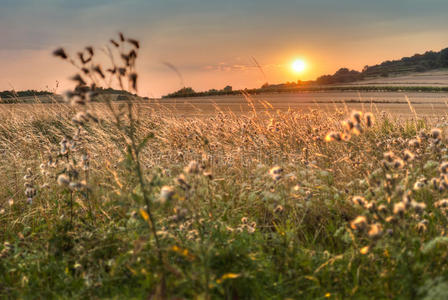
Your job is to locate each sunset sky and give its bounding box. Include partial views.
[1,0,448,97]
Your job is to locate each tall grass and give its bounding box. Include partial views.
[1,35,448,299]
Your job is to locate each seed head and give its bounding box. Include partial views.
[393,202,406,216]
[408,138,421,148]
[417,221,427,233]
[403,149,415,162]
[435,199,448,208]
[352,196,366,206]
[350,216,368,231]
[351,110,363,124]
[274,204,284,214]
[364,112,374,127]
[368,223,383,239]
[431,128,442,140]
[160,186,175,204]
[184,161,201,174]
[269,166,283,181]
[411,201,426,215]
[325,131,342,142]
[377,204,388,214]
[392,158,405,169]
[57,174,70,186]
[127,38,140,49]
[440,162,448,174]
[383,151,395,162]
[53,48,68,59]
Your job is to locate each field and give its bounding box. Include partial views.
[2,89,448,299]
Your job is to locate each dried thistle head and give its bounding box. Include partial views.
[160,186,175,204]
[53,48,68,59]
[57,174,70,186]
[350,216,368,231]
[352,196,366,206]
[393,202,406,217]
[325,131,342,142]
[431,128,442,140]
[364,112,374,127]
[383,151,395,162]
[403,149,415,162]
[368,223,383,239]
[351,110,363,124]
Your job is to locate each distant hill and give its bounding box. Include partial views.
[0,87,147,103]
[163,47,448,98]
[316,47,448,84]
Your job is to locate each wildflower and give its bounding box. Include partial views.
[368,223,383,239]
[351,110,363,124]
[350,216,368,231]
[393,202,406,217]
[365,201,377,213]
[360,246,369,255]
[269,166,283,181]
[408,138,421,148]
[241,217,248,224]
[341,119,354,131]
[57,174,70,186]
[274,204,284,214]
[440,162,448,174]
[386,216,397,224]
[364,112,374,127]
[377,204,388,214]
[392,158,405,169]
[176,174,190,190]
[431,128,442,140]
[417,221,427,233]
[184,161,201,174]
[352,196,366,206]
[351,124,362,136]
[383,151,395,162]
[411,201,426,215]
[25,187,36,198]
[403,149,415,162]
[159,186,175,204]
[402,191,412,207]
[435,199,448,208]
[325,131,342,142]
[431,177,440,190]
[413,181,425,191]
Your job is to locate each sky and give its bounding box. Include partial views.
[1,0,448,97]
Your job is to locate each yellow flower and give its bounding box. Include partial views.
[139,208,149,222]
[216,273,240,284]
[360,246,369,255]
[325,292,331,298]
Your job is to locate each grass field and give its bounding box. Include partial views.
[2,92,448,299]
[3,36,448,299]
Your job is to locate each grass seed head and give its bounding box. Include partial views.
[350,216,368,231]
[57,174,70,186]
[160,186,175,204]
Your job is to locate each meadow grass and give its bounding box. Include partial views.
[2,35,448,299]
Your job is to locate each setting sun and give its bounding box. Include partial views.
[291,59,307,73]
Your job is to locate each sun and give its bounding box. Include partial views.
[291,59,306,73]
